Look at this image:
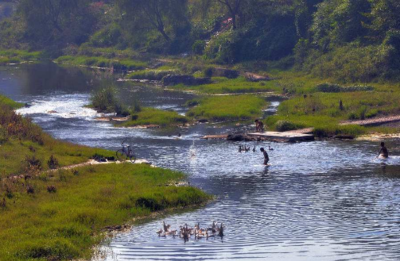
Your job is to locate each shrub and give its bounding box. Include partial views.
[192,40,206,55]
[203,67,214,78]
[0,127,7,144]
[47,186,57,193]
[25,156,42,172]
[90,86,118,113]
[47,155,59,170]
[275,120,297,132]
[315,83,374,93]
[127,70,177,81]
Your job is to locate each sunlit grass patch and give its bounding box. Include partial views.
[118,108,188,127]
[187,95,267,121]
[173,77,277,94]
[0,49,41,65]
[0,164,210,260]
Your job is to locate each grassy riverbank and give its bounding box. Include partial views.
[172,76,277,94]
[0,163,209,260]
[117,107,188,127]
[187,95,267,122]
[0,49,41,65]
[55,55,147,71]
[0,95,210,260]
[0,95,113,177]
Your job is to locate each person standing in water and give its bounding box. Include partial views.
[378,142,389,158]
[260,148,269,165]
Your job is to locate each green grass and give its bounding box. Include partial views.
[127,69,179,81]
[0,95,23,109]
[172,77,278,94]
[0,138,113,177]
[55,55,147,71]
[187,95,267,121]
[118,108,188,127]
[0,95,210,260]
[0,49,41,65]
[0,95,112,177]
[0,164,210,260]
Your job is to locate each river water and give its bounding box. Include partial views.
[2,64,400,261]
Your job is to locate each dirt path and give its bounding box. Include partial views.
[4,159,152,182]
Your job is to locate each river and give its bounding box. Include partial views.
[2,63,400,261]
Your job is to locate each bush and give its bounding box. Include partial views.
[0,127,8,144]
[192,40,206,55]
[127,70,177,81]
[47,155,59,170]
[302,44,396,82]
[25,156,42,172]
[275,120,297,132]
[315,83,374,93]
[90,87,118,113]
[203,67,214,78]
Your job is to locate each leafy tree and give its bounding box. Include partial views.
[366,0,400,42]
[116,0,189,42]
[18,0,98,50]
[311,0,371,51]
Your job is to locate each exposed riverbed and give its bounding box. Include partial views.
[2,63,400,261]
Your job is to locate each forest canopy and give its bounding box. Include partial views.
[1,0,400,81]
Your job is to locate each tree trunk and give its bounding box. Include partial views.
[232,14,237,30]
[158,27,171,41]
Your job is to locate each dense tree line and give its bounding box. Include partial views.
[1,0,400,81]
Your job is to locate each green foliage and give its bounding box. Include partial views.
[173,77,278,94]
[118,108,188,127]
[301,44,397,82]
[127,69,179,81]
[0,95,209,260]
[187,95,267,121]
[90,87,118,113]
[0,163,209,260]
[315,83,374,93]
[0,49,41,65]
[18,0,100,52]
[55,56,147,70]
[192,40,206,55]
[0,94,24,109]
[275,120,298,132]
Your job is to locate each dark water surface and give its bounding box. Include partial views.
[2,64,400,261]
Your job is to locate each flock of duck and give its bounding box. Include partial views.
[157,221,225,241]
[238,145,273,152]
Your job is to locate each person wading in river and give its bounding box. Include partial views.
[378,142,389,158]
[260,148,269,165]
